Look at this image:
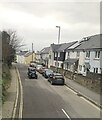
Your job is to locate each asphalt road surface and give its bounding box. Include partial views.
[17,63,100,119]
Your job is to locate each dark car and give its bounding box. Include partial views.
[29,62,37,68]
[28,67,38,79]
[48,73,65,85]
[42,69,53,78]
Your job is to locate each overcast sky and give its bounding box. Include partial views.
[0,0,101,52]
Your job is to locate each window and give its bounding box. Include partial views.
[58,52,60,57]
[86,51,90,58]
[93,68,98,73]
[68,52,70,56]
[95,51,100,58]
[100,68,102,73]
[96,68,98,73]
[49,55,51,59]
[67,52,70,59]
[83,65,86,72]
[94,68,95,73]
[55,52,57,57]
[58,62,59,67]
[79,65,82,71]
[77,51,80,57]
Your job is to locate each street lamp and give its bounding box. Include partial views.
[56,26,60,44]
[56,26,61,72]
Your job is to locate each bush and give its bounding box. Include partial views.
[2,63,11,103]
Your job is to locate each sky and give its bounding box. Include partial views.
[0,0,101,52]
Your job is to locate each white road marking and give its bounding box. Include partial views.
[12,68,19,120]
[62,109,71,119]
[65,86,100,111]
[65,86,77,95]
[80,97,100,111]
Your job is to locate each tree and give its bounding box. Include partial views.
[2,30,24,66]
[7,29,24,50]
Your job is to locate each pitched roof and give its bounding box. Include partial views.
[24,52,32,57]
[16,51,28,56]
[57,41,77,52]
[40,47,50,54]
[75,34,102,50]
[51,41,77,52]
[51,43,62,52]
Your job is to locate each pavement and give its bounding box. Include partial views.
[2,63,101,118]
[65,78,101,109]
[2,65,18,119]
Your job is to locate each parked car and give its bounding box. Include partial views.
[48,73,65,85]
[29,62,37,68]
[38,67,46,74]
[28,67,38,79]
[42,69,53,78]
[36,64,43,72]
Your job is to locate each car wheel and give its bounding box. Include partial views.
[62,82,65,85]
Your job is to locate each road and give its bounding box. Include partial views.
[17,64,100,119]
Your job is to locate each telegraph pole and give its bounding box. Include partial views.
[32,43,33,61]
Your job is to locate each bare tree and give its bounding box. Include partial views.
[2,29,25,66]
[7,29,25,50]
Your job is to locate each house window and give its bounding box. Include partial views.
[86,51,90,58]
[68,52,70,56]
[77,51,80,57]
[100,68,102,74]
[49,55,51,59]
[55,52,57,57]
[83,65,86,72]
[58,62,59,67]
[96,68,98,73]
[95,51,100,58]
[58,52,60,57]
[94,68,95,73]
[79,65,82,71]
[93,68,98,73]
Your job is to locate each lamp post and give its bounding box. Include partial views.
[56,26,60,72]
[56,26,60,44]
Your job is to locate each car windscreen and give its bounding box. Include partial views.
[55,75,63,78]
[31,69,36,72]
[46,70,53,74]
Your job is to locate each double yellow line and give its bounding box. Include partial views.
[12,67,23,120]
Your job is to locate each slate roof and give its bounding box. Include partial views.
[51,41,77,52]
[51,43,62,52]
[40,47,50,54]
[75,34,102,51]
[16,51,28,56]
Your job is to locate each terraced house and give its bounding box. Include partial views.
[39,47,50,67]
[40,34,101,79]
[48,41,77,68]
[64,34,102,76]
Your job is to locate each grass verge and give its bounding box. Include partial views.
[2,63,11,104]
